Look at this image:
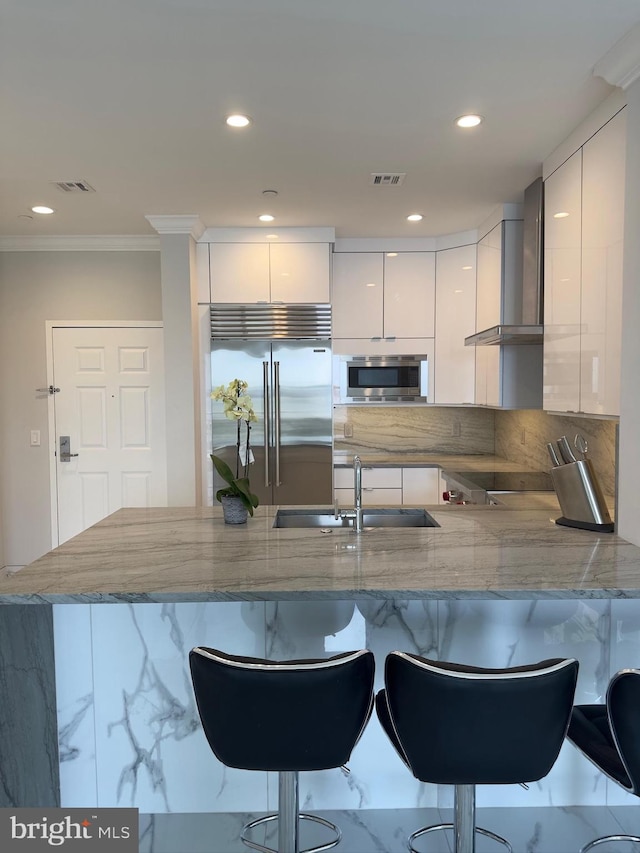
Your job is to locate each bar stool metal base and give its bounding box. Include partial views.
[581,835,640,853]
[408,784,512,853]
[241,813,341,853]
[240,770,341,853]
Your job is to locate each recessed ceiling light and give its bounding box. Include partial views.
[455,114,482,128]
[31,205,55,215]
[259,214,275,222]
[462,265,473,270]
[553,211,570,219]
[366,283,376,287]
[226,114,251,128]
[406,214,423,222]
[266,233,279,239]
[386,252,398,257]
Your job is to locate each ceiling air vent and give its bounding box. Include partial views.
[370,172,406,186]
[52,180,96,193]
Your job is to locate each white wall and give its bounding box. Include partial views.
[0,251,161,567]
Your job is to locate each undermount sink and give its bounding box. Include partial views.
[273,508,440,530]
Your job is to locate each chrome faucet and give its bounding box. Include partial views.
[334,455,365,532]
[353,455,363,533]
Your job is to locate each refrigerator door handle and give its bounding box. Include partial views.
[274,360,281,485]
[263,360,271,487]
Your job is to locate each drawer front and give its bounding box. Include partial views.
[334,466,402,489]
[334,487,403,507]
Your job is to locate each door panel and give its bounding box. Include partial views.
[272,341,332,505]
[53,326,166,545]
[211,340,332,506]
[210,341,270,506]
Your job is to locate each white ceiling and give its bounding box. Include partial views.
[2,0,640,239]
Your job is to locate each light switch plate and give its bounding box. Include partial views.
[30,430,41,446]
[344,424,353,438]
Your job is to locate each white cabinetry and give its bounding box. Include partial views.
[544,149,582,412]
[210,243,330,304]
[332,252,435,354]
[544,109,625,416]
[581,111,625,416]
[334,466,439,507]
[434,244,476,404]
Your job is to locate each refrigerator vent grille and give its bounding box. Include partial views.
[210,303,331,340]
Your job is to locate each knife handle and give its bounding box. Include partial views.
[547,442,561,467]
[557,436,577,464]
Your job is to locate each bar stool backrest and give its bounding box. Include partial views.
[607,669,640,796]
[384,653,579,785]
[189,647,375,772]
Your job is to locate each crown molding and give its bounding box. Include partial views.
[594,22,640,90]
[144,215,205,239]
[0,235,160,252]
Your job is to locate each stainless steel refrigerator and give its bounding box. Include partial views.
[210,305,333,506]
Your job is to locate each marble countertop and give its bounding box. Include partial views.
[1,498,638,604]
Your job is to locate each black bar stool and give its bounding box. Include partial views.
[376,652,579,853]
[189,646,375,853]
[568,667,640,852]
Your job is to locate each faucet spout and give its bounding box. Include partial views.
[353,455,363,533]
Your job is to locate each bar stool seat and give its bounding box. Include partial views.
[568,668,640,852]
[189,647,375,853]
[376,653,579,853]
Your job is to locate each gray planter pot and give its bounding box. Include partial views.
[221,495,248,524]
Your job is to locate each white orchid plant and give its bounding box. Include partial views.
[210,379,260,516]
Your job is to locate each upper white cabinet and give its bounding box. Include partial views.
[544,109,625,416]
[332,251,435,347]
[434,244,477,404]
[210,242,330,304]
[476,223,503,331]
[332,253,384,338]
[544,148,582,413]
[581,111,625,416]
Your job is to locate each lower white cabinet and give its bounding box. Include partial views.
[334,466,440,507]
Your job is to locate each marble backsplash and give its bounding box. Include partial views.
[495,410,618,496]
[333,406,495,456]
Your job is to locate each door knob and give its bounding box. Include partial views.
[59,435,79,462]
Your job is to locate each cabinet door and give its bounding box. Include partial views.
[383,252,435,338]
[269,243,331,303]
[402,468,440,504]
[210,244,270,303]
[434,244,477,404]
[580,110,625,416]
[544,149,582,413]
[332,253,384,338]
[476,223,503,330]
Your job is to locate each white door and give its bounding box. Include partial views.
[52,326,167,545]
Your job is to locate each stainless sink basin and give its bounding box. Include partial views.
[273,508,440,529]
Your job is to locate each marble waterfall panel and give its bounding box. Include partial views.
[88,602,269,813]
[54,597,625,814]
[265,600,439,812]
[54,604,97,807]
[437,598,611,808]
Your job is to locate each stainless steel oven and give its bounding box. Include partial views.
[338,355,429,403]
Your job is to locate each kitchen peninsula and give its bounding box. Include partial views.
[2,492,640,820]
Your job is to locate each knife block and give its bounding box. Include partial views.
[550,459,614,532]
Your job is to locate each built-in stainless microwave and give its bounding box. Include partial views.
[338,355,429,403]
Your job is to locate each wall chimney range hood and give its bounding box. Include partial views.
[465,323,543,346]
[465,178,544,347]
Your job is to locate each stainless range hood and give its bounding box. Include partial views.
[465,177,544,347]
